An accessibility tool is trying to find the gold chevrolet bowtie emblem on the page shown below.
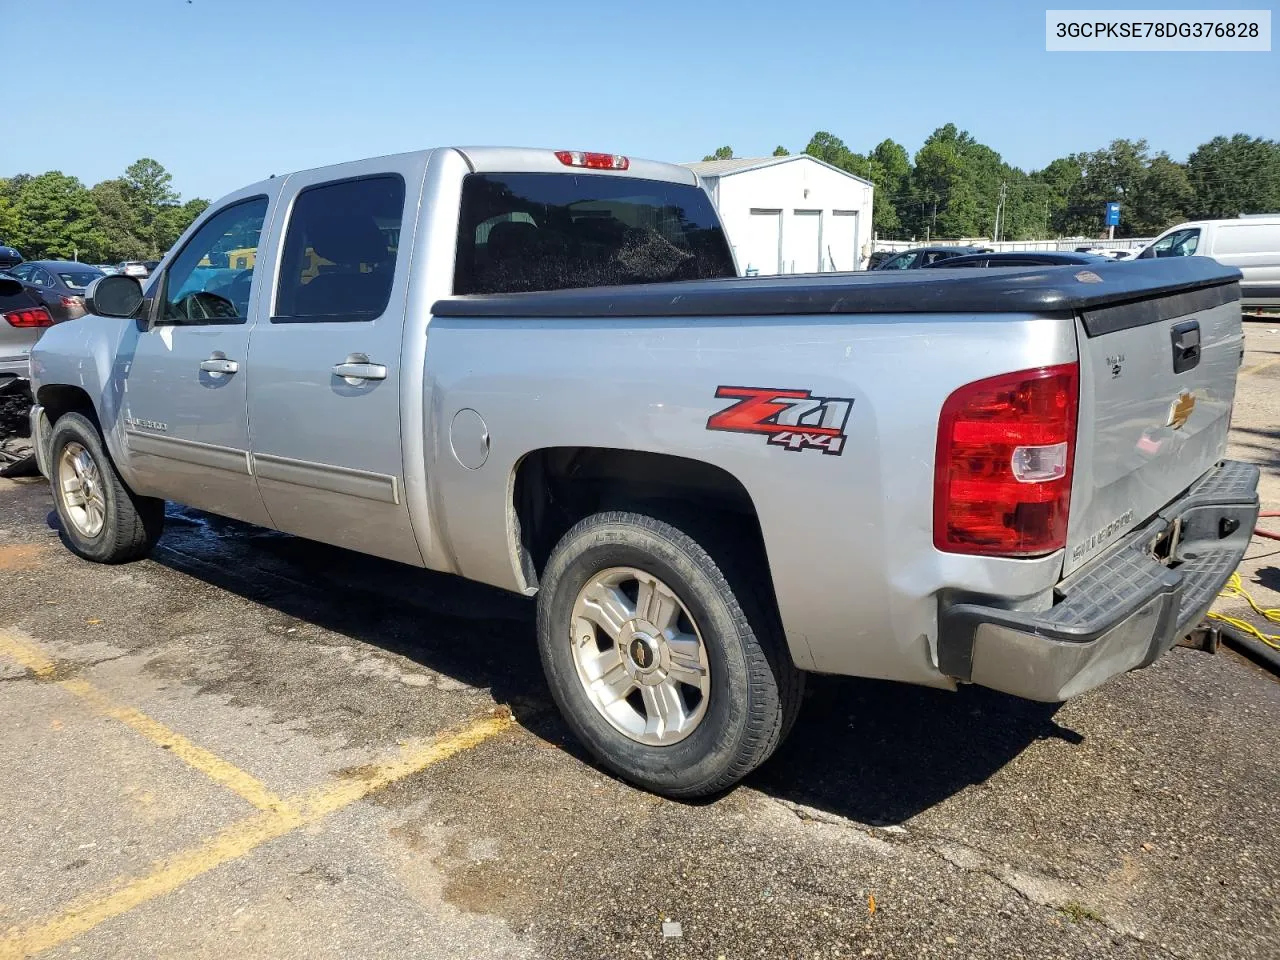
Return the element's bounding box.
[1167,390,1195,429]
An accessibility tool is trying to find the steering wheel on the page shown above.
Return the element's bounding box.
[172,291,238,322]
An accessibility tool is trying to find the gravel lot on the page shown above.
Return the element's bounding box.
[1,325,1278,960]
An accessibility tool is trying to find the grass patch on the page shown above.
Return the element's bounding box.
[1059,901,1105,924]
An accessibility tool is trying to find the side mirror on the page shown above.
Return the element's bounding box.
[84,274,144,318]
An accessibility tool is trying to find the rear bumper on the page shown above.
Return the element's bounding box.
[938,460,1260,702]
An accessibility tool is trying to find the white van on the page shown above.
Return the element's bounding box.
[1135,216,1280,313]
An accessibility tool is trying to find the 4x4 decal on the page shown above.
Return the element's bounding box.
[706,386,854,456]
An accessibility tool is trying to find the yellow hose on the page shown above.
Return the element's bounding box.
[1208,572,1280,650]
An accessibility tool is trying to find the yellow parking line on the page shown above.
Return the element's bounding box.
[0,712,513,959]
[1242,355,1280,377]
[0,630,289,815]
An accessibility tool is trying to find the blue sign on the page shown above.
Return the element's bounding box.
[1105,202,1121,226]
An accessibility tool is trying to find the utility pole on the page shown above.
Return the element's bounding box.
[930,198,937,240]
[994,182,1008,243]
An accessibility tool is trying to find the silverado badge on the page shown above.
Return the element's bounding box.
[1167,390,1195,430]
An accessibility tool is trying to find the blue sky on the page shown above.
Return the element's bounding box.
[7,0,1276,202]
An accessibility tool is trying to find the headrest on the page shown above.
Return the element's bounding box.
[487,220,539,261]
[305,214,389,266]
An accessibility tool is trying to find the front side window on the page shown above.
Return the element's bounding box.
[453,173,736,295]
[880,252,919,270]
[273,175,405,322]
[1150,228,1201,258]
[160,197,268,324]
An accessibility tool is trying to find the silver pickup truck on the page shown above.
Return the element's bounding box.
[26,147,1259,797]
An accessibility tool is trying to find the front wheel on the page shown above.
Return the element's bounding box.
[536,510,802,797]
[48,412,165,563]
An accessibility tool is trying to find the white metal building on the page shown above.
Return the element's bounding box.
[683,155,875,274]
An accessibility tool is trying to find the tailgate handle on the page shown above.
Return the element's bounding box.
[1170,320,1200,374]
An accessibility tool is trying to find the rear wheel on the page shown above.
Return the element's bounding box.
[49,412,164,563]
[536,510,802,797]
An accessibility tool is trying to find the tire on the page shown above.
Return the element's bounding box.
[48,412,164,563]
[536,510,803,798]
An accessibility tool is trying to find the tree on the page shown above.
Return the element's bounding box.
[119,158,184,257]
[772,145,790,157]
[702,146,734,161]
[1131,153,1193,235]
[0,184,18,245]
[1031,157,1082,236]
[10,172,105,260]
[804,131,856,170]
[1187,134,1280,219]
[90,179,146,262]
[123,158,179,209]
[909,126,978,237]
[155,197,210,253]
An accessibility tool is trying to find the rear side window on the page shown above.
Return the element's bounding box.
[274,175,405,322]
[453,173,736,295]
[1213,224,1279,257]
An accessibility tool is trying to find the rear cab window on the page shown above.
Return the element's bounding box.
[453,173,736,295]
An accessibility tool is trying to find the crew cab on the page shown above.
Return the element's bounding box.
[27,147,1259,797]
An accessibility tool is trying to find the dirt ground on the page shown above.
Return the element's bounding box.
[0,324,1278,960]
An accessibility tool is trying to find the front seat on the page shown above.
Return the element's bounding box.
[292,214,393,318]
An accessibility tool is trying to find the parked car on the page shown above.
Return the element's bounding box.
[865,249,896,270]
[924,251,1112,269]
[27,146,1258,798]
[0,244,23,273]
[116,261,152,280]
[0,276,53,387]
[1133,216,1280,313]
[6,261,105,322]
[1074,246,1136,260]
[871,245,991,269]
[94,264,120,276]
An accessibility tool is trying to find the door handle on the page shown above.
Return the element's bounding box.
[199,357,239,374]
[332,360,387,382]
[1170,320,1201,374]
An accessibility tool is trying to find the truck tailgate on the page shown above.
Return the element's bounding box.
[1064,280,1244,575]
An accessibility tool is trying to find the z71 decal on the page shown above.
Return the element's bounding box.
[706,386,854,456]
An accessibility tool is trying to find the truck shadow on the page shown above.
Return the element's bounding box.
[751,677,1079,824]
[142,505,1079,826]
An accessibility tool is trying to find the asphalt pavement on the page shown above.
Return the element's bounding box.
[1,325,1278,960]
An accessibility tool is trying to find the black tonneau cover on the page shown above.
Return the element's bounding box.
[433,258,1241,319]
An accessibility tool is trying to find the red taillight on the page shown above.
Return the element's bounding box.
[554,150,630,171]
[934,364,1079,557]
[60,295,83,307]
[4,307,53,328]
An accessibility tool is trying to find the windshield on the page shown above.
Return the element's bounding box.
[453,173,736,295]
[57,269,105,289]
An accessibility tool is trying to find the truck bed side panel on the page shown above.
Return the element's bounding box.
[423,312,1077,686]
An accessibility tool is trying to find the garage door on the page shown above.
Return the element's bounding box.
[741,209,782,275]
[790,210,821,274]
[826,210,861,271]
